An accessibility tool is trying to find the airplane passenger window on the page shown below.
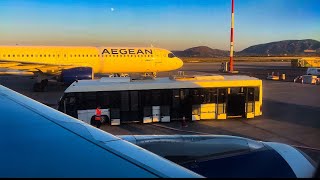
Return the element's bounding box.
[52,55,54,57]
[26,55,29,57]
[78,55,80,57]
[31,55,33,57]
[90,55,92,57]
[168,53,175,58]
[13,55,15,57]
[48,54,50,57]
[17,55,20,57]
[44,55,46,57]
[8,55,10,57]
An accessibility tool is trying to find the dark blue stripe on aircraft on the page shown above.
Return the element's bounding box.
[181,149,296,178]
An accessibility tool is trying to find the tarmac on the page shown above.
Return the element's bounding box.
[0,61,319,162]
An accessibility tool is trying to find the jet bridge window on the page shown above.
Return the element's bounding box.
[168,53,175,58]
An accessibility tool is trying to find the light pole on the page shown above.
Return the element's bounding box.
[229,0,235,72]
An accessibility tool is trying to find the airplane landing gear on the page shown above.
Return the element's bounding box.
[152,72,157,78]
[33,79,48,92]
[109,73,129,77]
[142,72,156,78]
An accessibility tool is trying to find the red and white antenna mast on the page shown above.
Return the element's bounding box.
[229,0,235,72]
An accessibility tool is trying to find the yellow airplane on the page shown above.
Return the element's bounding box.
[0,46,183,91]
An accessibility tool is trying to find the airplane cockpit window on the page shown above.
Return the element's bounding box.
[168,53,175,58]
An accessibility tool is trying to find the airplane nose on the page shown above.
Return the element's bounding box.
[176,58,183,69]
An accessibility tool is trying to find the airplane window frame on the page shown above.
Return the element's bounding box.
[168,53,175,58]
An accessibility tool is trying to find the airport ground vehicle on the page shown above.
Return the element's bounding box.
[291,57,320,68]
[58,75,263,125]
[0,84,316,178]
[0,46,183,91]
[306,67,320,76]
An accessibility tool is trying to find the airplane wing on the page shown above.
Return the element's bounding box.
[0,60,78,75]
[0,85,203,178]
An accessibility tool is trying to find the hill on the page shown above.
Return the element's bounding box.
[172,46,229,57]
[238,39,320,56]
[172,39,320,58]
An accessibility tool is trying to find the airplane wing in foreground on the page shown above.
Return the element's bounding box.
[0,85,202,178]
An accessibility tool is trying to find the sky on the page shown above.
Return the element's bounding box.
[0,0,319,51]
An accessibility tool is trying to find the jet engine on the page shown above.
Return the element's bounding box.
[60,67,94,84]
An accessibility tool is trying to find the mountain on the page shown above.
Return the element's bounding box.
[238,39,320,56]
[172,46,229,57]
[172,39,320,57]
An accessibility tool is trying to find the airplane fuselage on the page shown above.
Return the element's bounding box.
[0,46,183,74]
